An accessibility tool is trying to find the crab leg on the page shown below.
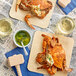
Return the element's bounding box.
[46,66,57,75]
[38,65,57,75]
[65,67,73,72]
[42,39,47,53]
[24,14,35,30]
[16,0,22,11]
[37,65,46,69]
[19,3,30,11]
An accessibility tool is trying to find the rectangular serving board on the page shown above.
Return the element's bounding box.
[9,0,56,28]
[28,31,74,76]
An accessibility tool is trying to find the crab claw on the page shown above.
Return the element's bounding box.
[24,14,35,30]
[47,66,57,75]
[16,0,22,12]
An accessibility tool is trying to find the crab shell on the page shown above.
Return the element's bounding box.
[36,34,72,75]
[36,34,66,70]
[42,34,66,70]
[19,0,53,18]
[27,0,52,10]
[49,45,66,70]
[21,0,52,9]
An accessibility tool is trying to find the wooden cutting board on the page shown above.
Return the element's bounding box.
[28,31,74,76]
[9,0,56,28]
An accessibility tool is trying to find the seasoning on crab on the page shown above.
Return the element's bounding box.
[16,0,53,29]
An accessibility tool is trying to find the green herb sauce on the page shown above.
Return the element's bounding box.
[15,31,30,46]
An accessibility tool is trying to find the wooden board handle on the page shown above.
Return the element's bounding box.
[15,65,22,76]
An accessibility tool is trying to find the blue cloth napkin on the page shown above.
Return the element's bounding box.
[57,0,76,14]
[5,47,43,76]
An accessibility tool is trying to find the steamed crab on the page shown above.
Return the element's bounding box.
[16,0,53,29]
[36,34,72,75]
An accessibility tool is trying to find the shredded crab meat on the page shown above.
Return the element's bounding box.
[46,54,54,66]
[31,5,42,16]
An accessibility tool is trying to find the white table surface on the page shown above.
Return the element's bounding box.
[0,0,76,76]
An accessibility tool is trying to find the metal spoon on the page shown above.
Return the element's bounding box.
[21,41,28,56]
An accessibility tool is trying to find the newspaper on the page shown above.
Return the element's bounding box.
[0,0,76,76]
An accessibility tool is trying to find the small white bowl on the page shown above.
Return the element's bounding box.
[13,29,31,48]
